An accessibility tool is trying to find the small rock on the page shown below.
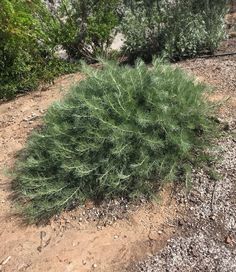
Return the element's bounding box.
[82,260,86,265]
[114,235,119,239]
[92,263,97,268]
[209,214,216,220]
[225,235,235,246]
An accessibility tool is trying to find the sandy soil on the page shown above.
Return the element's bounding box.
[177,40,236,120]
[0,72,179,272]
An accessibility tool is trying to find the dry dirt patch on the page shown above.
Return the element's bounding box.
[176,41,236,121]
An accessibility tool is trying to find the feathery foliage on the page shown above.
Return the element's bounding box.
[14,60,217,222]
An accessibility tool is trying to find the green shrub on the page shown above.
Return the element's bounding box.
[14,60,217,222]
[120,0,226,61]
[57,0,121,62]
[162,0,226,59]
[120,4,162,61]
[0,0,77,100]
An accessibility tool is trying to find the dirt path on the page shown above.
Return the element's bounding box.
[0,73,179,272]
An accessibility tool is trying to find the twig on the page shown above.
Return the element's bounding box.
[210,181,217,213]
[1,256,11,266]
[199,52,236,59]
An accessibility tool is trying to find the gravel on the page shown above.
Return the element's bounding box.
[53,196,148,228]
[130,40,236,272]
[134,135,236,272]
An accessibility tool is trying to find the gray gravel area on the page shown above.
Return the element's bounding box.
[133,135,236,272]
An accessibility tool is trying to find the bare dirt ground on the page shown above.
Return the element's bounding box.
[176,39,236,121]
[0,39,235,272]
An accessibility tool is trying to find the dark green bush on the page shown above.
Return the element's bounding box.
[14,60,217,222]
[0,0,77,100]
[57,0,121,62]
[121,0,227,61]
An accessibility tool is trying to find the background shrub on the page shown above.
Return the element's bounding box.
[120,0,227,61]
[1,0,227,100]
[120,3,162,62]
[57,0,121,62]
[162,0,226,58]
[0,0,77,100]
[15,60,217,222]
